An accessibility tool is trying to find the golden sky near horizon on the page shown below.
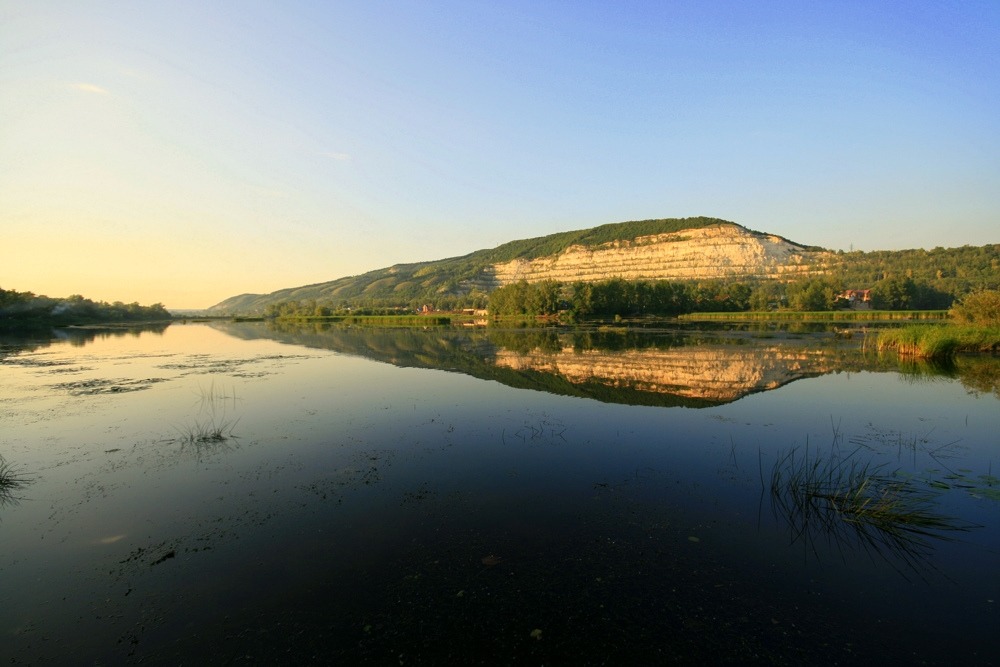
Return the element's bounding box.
[3,2,998,309]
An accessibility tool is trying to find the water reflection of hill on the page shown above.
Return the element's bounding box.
[210,321,904,408]
[210,322,876,407]
[496,345,831,403]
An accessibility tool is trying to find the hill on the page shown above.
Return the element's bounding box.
[208,216,1000,315]
[208,217,829,314]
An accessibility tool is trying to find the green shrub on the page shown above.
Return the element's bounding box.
[950,289,1000,327]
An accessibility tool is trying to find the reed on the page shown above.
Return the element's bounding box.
[172,382,240,444]
[173,418,239,444]
[769,442,971,577]
[278,314,451,326]
[876,324,1000,359]
[0,455,31,507]
[683,310,948,322]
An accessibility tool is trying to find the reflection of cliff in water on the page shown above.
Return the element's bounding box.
[496,345,826,403]
[208,321,953,408]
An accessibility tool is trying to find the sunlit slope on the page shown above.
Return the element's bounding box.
[209,217,830,314]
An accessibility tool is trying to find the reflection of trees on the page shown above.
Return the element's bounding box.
[60,323,170,347]
[1,324,170,358]
[954,357,1000,399]
[895,355,1000,399]
[487,329,563,354]
[208,321,990,408]
[0,340,42,362]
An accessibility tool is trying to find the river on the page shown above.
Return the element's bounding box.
[1,320,997,664]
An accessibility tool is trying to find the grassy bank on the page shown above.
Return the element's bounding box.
[275,315,451,326]
[876,324,1000,359]
[680,310,949,322]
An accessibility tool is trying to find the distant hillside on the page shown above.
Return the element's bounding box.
[208,217,826,314]
[208,216,1000,315]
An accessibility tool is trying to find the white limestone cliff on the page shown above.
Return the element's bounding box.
[487,223,830,286]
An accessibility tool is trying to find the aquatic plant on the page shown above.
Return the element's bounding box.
[876,324,1000,359]
[0,455,31,508]
[769,442,974,578]
[682,310,948,322]
[171,382,240,444]
[173,419,239,444]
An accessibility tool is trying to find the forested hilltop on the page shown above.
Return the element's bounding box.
[207,217,1000,317]
[0,287,171,328]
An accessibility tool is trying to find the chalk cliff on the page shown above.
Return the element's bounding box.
[488,224,828,287]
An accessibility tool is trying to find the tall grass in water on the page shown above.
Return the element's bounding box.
[173,381,240,444]
[278,314,451,326]
[0,455,31,507]
[769,442,972,578]
[876,324,1000,359]
[683,310,948,322]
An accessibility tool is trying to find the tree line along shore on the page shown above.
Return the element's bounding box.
[4,280,999,361]
[0,287,170,329]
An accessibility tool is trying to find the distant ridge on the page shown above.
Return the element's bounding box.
[208,217,828,313]
[207,216,1000,315]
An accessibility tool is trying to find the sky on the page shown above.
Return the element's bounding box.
[2,1,998,309]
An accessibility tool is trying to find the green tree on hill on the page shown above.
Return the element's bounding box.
[786,279,835,311]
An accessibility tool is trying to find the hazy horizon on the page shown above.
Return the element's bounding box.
[3,2,998,309]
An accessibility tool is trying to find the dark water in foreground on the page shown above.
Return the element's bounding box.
[1,321,998,664]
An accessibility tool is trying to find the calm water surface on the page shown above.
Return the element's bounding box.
[1,322,998,664]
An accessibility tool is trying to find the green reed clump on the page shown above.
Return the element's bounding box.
[0,455,31,507]
[345,315,451,326]
[876,324,1000,359]
[683,310,948,322]
[769,443,971,576]
[174,418,239,444]
[277,314,451,326]
[877,325,955,358]
[172,382,240,444]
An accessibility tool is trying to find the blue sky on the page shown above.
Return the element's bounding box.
[2,1,998,308]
